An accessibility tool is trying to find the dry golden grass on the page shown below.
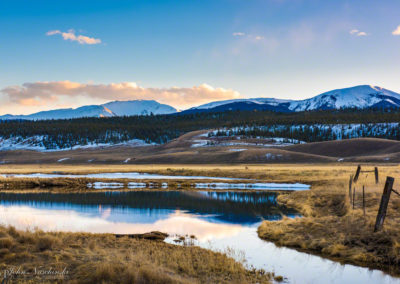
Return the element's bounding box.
[3,163,391,190]
[258,165,400,276]
[2,162,398,179]
[0,226,272,283]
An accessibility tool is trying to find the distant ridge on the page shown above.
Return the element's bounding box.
[2,85,400,120]
[0,100,177,120]
[185,85,400,114]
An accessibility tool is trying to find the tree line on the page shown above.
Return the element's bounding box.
[0,108,399,149]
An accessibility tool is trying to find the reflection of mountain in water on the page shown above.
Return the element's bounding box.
[0,191,299,225]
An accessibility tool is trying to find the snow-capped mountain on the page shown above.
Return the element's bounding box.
[102,100,176,116]
[288,85,400,111]
[181,98,293,114]
[187,85,400,113]
[0,105,116,120]
[192,98,292,110]
[0,100,177,120]
[2,85,399,120]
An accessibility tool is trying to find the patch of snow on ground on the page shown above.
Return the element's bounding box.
[57,158,70,162]
[228,149,247,152]
[191,140,209,147]
[127,182,147,188]
[213,123,400,141]
[0,136,154,152]
[197,133,209,137]
[87,182,124,189]
[123,158,131,163]
[265,153,282,160]
[194,182,310,191]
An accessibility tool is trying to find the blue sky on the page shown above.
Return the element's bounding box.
[1,0,400,114]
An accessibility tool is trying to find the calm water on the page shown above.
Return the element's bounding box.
[0,190,398,284]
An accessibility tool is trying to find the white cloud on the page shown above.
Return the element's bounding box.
[349,29,368,36]
[46,29,101,45]
[233,32,245,37]
[0,81,241,109]
[392,25,400,35]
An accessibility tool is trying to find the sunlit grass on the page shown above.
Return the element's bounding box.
[258,165,400,275]
[0,226,272,283]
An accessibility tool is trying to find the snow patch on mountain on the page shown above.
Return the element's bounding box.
[102,100,177,116]
[289,85,400,111]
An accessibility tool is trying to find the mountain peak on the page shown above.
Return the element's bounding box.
[289,85,400,111]
[102,100,177,116]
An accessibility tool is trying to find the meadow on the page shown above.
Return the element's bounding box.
[0,226,273,283]
[0,163,399,279]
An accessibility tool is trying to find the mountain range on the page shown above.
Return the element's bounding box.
[1,85,399,120]
[0,100,177,120]
[184,85,400,114]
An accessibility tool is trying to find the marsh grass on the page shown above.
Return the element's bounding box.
[258,165,400,275]
[0,163,386,190]
[0,226,272,283]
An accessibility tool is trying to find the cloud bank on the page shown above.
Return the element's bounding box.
[46,29,101,45]
[0,81,241,110]
[392,25,400,35]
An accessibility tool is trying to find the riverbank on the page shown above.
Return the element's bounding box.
[258,167,400,276]
[0,225,273,283]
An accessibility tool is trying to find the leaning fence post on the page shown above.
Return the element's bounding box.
[349,175,353,203]
[374,176,395,232]
[374,167,379,184]
[362,185,366,217]
[354,165,361,182]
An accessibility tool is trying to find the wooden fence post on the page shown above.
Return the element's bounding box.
[352,186,356,209]
[362,185,365,217]
[375,167,379,184]
[374,176,395,232]
[354,165,361,182]
[349,175,353,203]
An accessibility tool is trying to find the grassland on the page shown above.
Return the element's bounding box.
[0,163,346,190]
[0,225,274,283]
[1,163,400,278]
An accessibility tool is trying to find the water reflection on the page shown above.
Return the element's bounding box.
[0,191,298,225]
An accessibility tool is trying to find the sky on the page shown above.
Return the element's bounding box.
[1,0,400,114]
